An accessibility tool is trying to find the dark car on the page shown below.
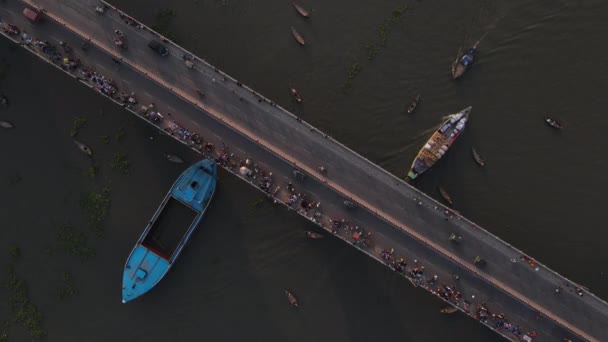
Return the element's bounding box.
[147,40,169,56]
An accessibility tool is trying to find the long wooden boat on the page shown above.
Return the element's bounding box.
[285,289,299,307]
[471,147,485,167]
[292,2,311,18]
[544,117,563,130]
[440,305,459,314]
[438,186,453,206]
[452,42,479,79]
[122,159,217,303]
[406,94,421,114]
[291,26,305,46]
[406,106,472,180]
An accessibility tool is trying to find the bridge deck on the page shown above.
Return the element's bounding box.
[1,0,606,340]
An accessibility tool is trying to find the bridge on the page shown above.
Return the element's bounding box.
[1,0,607,340]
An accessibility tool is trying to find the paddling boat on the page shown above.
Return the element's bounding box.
[544,117,563,130]
[292,2,311,18]
[471,147,485,167]
[122,159,217,303]
[406,94,421,114]
[406,107,471,180]
[291,26,305,46]
[285,289,299,307]
[440,305,459,314]
[438,186,453,206]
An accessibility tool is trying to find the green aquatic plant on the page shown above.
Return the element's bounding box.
[5,263,46,340]
[98,135,111,144]
[58,272,79,300]
[114,127,126,142]
[111,151,130,175]
[8,246,20,260]
[151,8,178,42]
[342,62,363,92]
[80,186,111,236]
[84,163,99,180]
[70,116,87,137]
[365,43,379,61]
[56,225,96,259]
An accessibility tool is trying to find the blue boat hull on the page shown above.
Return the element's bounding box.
[122,159,217,303]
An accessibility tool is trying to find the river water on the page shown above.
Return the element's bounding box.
[1,0,607,341]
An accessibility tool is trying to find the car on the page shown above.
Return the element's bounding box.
[147,40,169,56]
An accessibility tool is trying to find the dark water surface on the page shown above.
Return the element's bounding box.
[1,0,607,340]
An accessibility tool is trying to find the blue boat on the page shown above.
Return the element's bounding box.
[122,159,218,303]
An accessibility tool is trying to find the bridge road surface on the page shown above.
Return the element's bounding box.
[3,0,608,340]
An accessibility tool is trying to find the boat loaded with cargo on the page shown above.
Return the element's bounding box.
[406,106,471,180]
[122,159,218,303]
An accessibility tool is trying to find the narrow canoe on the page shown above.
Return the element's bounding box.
[285,289,299,307]
[440,305,459,314]
[406,94,421,114]
[471,147,485,167]
[291,26,306,46]
[438,186,453,206]
[292,2,311,18]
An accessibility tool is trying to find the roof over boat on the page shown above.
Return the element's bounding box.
[171,159,217,212]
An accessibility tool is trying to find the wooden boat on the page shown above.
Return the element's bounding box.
[438,186,453,206]
[406,107,471,180]
[285,289,299,307]
[406,94,421,114]
[74,140,93,156]
[440,305,458,314]
[452,41,479,79]
[165,153,184,163]
[122,159,218,303]
[291,26,305,46]
[305,231,323,239]
[544,117,563,130]
[471,147,485,167]
[290,87,303,103]
[0,120,14,129]
[292,2,311,18]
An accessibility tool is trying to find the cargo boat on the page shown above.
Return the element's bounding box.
[406,107,471,180]
[122,159,217,303]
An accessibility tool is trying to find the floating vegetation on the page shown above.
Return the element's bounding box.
[84,163,99,180]
[58,272,78,300]
[7,172,22,185]
[114,127,126,142]
[365,43,379,61]
[4,261,46,340]
[8,246,20,260]
[342,5,407,92]
[98,135,111,144]
[70,116,87,137]
[111,151,130,175]
[56,225,96,259]
[252,197,265,207]
[0,319,10,342]
[342,62,363,93]
[80,187,111,236]
[151,8,178,42]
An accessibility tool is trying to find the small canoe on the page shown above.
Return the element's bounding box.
[471,147,485,167]
[440,305,458,314]
[291,26,305,46]
[165,153,184,163]
[74,140,93,156]
[544,117,563,130]
[305,231,323,239]
[285,289,299,307]
[438,186,453,206]
[292,2,311,18]
[0,120,14,129]
[406,94,421,114]
[290,88,303,103]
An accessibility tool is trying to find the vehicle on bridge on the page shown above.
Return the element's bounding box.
[121,159,217,303]
[148,39,169,57]
[22,8,41,23]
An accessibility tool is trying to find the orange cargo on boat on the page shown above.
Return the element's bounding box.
[23,8,40,22]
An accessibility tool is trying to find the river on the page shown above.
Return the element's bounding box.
[0,0,607,340]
